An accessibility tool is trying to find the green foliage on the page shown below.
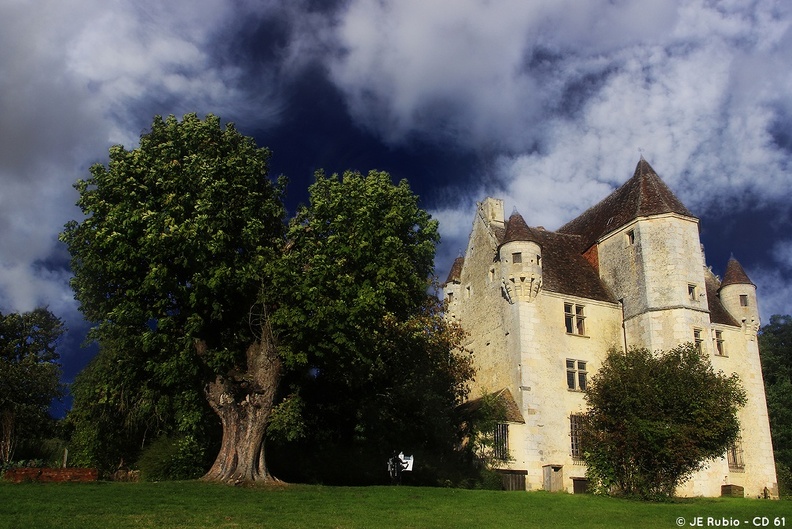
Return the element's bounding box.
[777,462,792,498]
[270,170,473,484]
[451,390,514,489]
[458,391,510,467]
[60,113,286,387]
[267,392,306,443]
[60,113,285,471]
[62,121,474,483]
[582,344,746,499]
[136,435,206,481]
[0,308,65,463]
[758,315,792,476]
[66,341,178,471]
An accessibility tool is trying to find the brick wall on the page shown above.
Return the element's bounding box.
[3,468,98,483]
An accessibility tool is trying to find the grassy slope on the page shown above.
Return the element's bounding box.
[0,482,789,529]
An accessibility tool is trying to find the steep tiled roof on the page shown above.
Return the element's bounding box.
[720,256,755,288]
[536,229,615,302]
[444,256,464,286]
[705,268,740,327]
[492,222,615,302]
[558,158,696,250]
[500,212,542,246]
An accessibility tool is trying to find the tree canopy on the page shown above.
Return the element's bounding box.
[62,116,473,484]
[758,314,792,495]
[581,344,746,498]
[0,308,64,463]
[269,170,473,484]
[61,113,287,482]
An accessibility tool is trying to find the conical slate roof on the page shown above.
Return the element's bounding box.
[500,211,542,247]
[443,256,464,286]
[705,268,740,326]
[721,256,755,288]
[558,158,696,250]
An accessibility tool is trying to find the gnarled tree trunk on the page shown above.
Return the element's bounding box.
[200,321,282,484]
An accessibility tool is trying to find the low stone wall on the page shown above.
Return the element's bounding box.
[3,467,98,483]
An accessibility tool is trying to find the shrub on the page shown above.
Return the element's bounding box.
[136,435,206,481]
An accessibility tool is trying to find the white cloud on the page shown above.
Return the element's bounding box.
[0,0,287,318]
[2,0,792,330]
[324,1,792,291]
[771,239,792,271]
[751,267,792,322]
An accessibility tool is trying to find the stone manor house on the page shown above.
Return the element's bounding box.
[443,158,777,496]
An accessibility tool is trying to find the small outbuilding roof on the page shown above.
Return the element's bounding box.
[458,388,525,424]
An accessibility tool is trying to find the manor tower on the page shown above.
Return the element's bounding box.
[446,158,777,497]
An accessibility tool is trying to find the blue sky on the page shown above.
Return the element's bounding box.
[1,0,791,392]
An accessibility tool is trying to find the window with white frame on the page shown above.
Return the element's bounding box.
[564,303,586,335]
[566,359,587,391]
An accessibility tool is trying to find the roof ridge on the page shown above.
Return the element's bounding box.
[558,158,696,249]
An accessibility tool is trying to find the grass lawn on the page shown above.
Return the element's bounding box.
[0,481,789,529]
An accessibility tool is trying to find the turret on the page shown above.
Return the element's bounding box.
[719,257,760,334]
[443,256,464,313]
[498,211,542,302]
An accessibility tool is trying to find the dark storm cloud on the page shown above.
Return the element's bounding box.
[1,0,792,352]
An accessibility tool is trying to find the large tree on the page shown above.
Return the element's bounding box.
[269,170,473,484]
[61,114,286,483]
[581,344,746,498]
[758,314,792,493]
[0,308,64,463]
[63,116,471,485]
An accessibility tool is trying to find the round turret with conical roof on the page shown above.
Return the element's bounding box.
[499,211,542,301]
[719,256,760,331]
